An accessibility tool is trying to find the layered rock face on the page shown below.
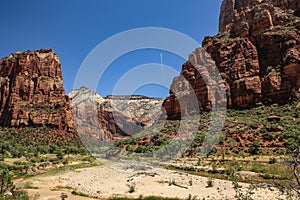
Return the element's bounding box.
[164,0,300,118]
[0,49,74,132]
[163,48,227,119]
[69,87,106,140]
[69,87,164,141]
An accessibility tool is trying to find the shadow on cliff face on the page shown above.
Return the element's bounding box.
[70,47,227,164]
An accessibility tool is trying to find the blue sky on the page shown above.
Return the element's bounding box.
[0,0,222,98]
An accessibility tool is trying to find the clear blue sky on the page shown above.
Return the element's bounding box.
[0,0,222,98]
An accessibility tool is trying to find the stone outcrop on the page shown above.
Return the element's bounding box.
[69,86,106,140]
[69,87,164,141]
[164,0,300,118]
[163,48,227,119]
[0,49,74,132]
[203,37,261,108]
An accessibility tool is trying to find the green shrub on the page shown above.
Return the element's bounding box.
[206,178,214,188]
[0,169,29,199]
[71,190,88,197]
[249,140,261,155]
[268,157,277,164]
[127,183,136,193]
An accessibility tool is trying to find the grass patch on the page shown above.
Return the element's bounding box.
[219,36,240,44]
[110,196,182,200]
[38,161,101,177]
[71,190,89,197]
[23,181,39,189]
[167,155,292,185]
[51,185,74,191]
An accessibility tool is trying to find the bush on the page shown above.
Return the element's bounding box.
[0,169,29,199]
[268,157,277,164]
[135,146,146,153]
[249,140,261,155]
[206,178,214,188]
[127,183,136,193]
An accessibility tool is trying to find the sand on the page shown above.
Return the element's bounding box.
[19,162,288,200]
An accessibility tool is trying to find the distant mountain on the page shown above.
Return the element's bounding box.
[69,86,164,141]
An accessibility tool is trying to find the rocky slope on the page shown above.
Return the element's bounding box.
[0,49,74,132]
[164,0,300,119]
[69,87,164,141]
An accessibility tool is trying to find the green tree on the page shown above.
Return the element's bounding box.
[188,132,206,157]
[283,125,300,195]
[0,169,29,199]
[249,140,261,155]
[0,169,14,195]
[219,134,226,161]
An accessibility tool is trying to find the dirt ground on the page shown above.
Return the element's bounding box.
[17,162,288,200]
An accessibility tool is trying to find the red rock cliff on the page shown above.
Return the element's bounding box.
[0,49,74,132]
[164,0,300,118]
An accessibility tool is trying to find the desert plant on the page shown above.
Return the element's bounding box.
[60,192,68,200]
[71,190,89,197]
[249,140,261,155]
[23,182,38,189]
[127,183,136,193]
[32,192,40,200]
[168,179,176,186]
[268,157,277,164]
[187,194,197,200]
[206,178,214,188]
[230,172,255,200]
[283,125,300,196]
[188,179,193,186]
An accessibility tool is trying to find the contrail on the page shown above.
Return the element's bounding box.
[160,53,166,85]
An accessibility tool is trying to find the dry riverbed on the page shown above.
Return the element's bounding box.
[17,162,288,200]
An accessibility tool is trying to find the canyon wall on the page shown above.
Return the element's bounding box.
[164,0,300,119]
[69,87,164,141]
[0,49,74,132]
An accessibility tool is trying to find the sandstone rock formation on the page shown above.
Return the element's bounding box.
[69,86,107,140]
[69,87,164,141]
[164,0,300,118]
[163,48,227,119]
[0,49,74,132]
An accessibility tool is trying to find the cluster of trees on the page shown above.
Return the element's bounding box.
[0,127,89,178]
[283,125,300,195]
[0,127,87,160]
[0,169,29,200]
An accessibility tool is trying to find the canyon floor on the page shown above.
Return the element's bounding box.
[18,161,288,200]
